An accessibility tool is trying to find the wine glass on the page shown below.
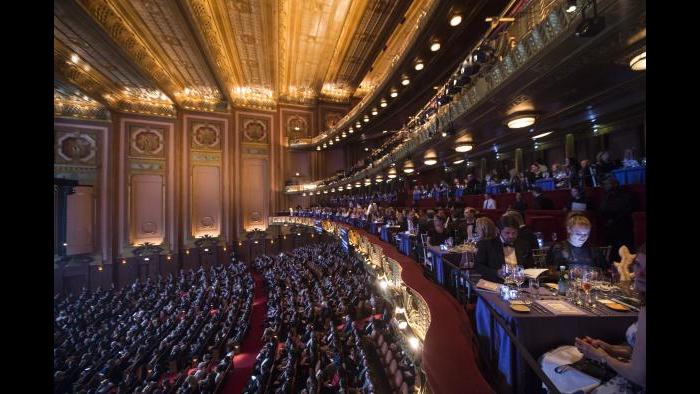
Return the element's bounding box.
[581,269,595,305]
[535,232,544,249]
[513,265,526,290]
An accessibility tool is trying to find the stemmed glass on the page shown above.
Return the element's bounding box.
[581,269,597,305]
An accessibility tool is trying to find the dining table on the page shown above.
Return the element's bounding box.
[427,243,477,285]
[473,284,640,393]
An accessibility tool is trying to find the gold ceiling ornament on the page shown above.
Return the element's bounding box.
[75,0,183,103]
[54,89,110,121]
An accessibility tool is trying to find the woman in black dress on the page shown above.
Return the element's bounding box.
[545,212,607,270]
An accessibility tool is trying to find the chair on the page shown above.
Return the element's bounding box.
[532,248,548,268]
[596,245,612,263]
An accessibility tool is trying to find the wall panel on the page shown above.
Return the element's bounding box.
[130,174,164,245]
[192,165,222,237]
[66,186,94,255]
[241,158,269,231]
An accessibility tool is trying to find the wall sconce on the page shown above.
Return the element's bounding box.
[97,265,104,272]
[122,259,127,264]
[144,257,150,261]
[167,255,172,260]
[186,250,190,255]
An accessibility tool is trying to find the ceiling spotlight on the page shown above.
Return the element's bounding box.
[387,168,397,179]
[295,172,300,176]
[450,14,463,26]
[430,41,441,52]
[341,132,347,137]
[335,136,340,141]
[70,53,80,63]
[323,143,327,148]
[630,51,646,71]
[403,161,415,173]
[414,60,424,71]
[347,184,352,189]
[364,147,369,151]
[455,143,473,152]
[323,190,328,194]
[338,186,344,191]
[566,0,577,13]
[506,112,537,129]
[302,192,307,196]
[532,131,553,139]
[453,159,465,164]
[364,115,370,122]
[356,121,362,128]
[316,146,320,150]
[329,140,333,145]
[380,99,387,107]
[390,89,398,98]
[401,76,410,86]
[348,127,354,134]
[382,130,388,134]
[371,108,378,116]
[424,158,437,166]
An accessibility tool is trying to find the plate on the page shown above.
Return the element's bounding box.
[510,304,530,313]
[602,302,629,312]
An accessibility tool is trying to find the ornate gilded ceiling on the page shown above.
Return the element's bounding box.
[54,0,426,117]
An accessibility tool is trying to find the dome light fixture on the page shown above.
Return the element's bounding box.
[329,140,334,145]
[387,168,397,179]
[316,146,321,150]
[390,89,398,98]
[371,108,378,116]
[341,132,347,138]
[506,112,537,129]
[450,14,463,26]
[630,51,646,71]
[347,184,352,189]
[401,76,410,86]
[403,161,415,174]
[323,143,327,148]
[414,59,424,71]
[453,159,465,164]
[430,40,441,52]
[356,121,362,128]
[424,158,437,166]
[455,143,473,152]
[380,99,387,107]
[363,115,370,122]
[348,127,354,134]
[566,0,578,13]
[335,136,340,141]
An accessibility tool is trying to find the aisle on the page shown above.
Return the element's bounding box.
[221,270,268,394]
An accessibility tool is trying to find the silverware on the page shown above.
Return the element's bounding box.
[607,298,639,312]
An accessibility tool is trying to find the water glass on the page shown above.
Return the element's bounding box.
[528,278,540,300]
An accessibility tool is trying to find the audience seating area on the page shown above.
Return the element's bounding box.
[53,261,253,394]
[241,243,418,394]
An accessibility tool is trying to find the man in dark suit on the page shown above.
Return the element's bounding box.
[475,215,534,282]
[531,187,555,210]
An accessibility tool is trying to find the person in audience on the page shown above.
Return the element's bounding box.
[474,215,534,282]
[545,212,607,270]
[474,217,498,242]
[427,216,452,246]
[595,150,619,179]
[580,159,598,187]
[461,207,478,241]
[504,210,538,251]
[599,177,634,263]
[565,186,591,212]
[511,191,528,219]
[465,174,480,194]
[482,193,497,210]
[531,187,555,210]
[574,243,646,392]
[565,157,581,189]
[622,149,640,168]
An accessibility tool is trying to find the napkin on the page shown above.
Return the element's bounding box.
[540,346,601,393]
[524,268,549,279]
[536,300,587,315]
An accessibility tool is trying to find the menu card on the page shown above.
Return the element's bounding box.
[476,279,501,292]
[536,300,587,315]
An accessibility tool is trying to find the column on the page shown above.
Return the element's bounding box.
[514,148,523,174]
[565,134,575,158]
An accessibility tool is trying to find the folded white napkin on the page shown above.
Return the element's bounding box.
[476,279,501,292]
[540,346,601,393]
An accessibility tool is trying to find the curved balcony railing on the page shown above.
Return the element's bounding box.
[286,0,582,194]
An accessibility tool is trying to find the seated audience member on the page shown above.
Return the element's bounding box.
[566,157,581,189]
[473,217,498,242]
[475,215,534,282]
[531,187,555,210]
[511,192,528,219]
[595,150,619,179]
[461,207,478,241]
[545,212,607,270]
[482,193,497,210]
[622,149,641,168]
[573,244,646,392]
[565,186,591,212]
[427,216,452,246]
[504,210,538,251]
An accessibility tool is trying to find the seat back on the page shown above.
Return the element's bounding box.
[389,358,398,375]
[420,233,433,269]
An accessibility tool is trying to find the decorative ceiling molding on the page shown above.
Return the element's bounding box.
[54,79,111,121]
[74,0,184,105]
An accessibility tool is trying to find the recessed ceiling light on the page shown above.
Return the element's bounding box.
[430,41,441,52]
[371,108,378,116]
[364,147,369,151]
[630,51,646,71]
[403,168,414,174]
[450,15,463,26]
[401,77,410,86]
[329,140,333,145]
[532,131,553,139]
[566,0,577,13]
[453,159,465,164]
[414,60,424,71]
[295,172,300,176]
[335,136,340,141]
[390,90,398,98]
[70,53,80,63]
[316,146,320,150]
[380,100,387,107]
[424,158,437,165]
[383,130,388,134]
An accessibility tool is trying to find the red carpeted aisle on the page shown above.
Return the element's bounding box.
[352,228,494,394]
[221,271,267,394]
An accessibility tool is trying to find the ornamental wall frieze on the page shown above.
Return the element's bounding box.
[55,130,98,165]
[129,161,164,172]
[191,152,221,162]
[129,125,165,158]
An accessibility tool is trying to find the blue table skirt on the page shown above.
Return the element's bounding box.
[534,178,555,191]
[486,184,507,195]
[398,233,414,255]
[380,226,390,242]
[612,167,645,185]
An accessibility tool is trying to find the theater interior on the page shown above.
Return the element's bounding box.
[54,0,646,393]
